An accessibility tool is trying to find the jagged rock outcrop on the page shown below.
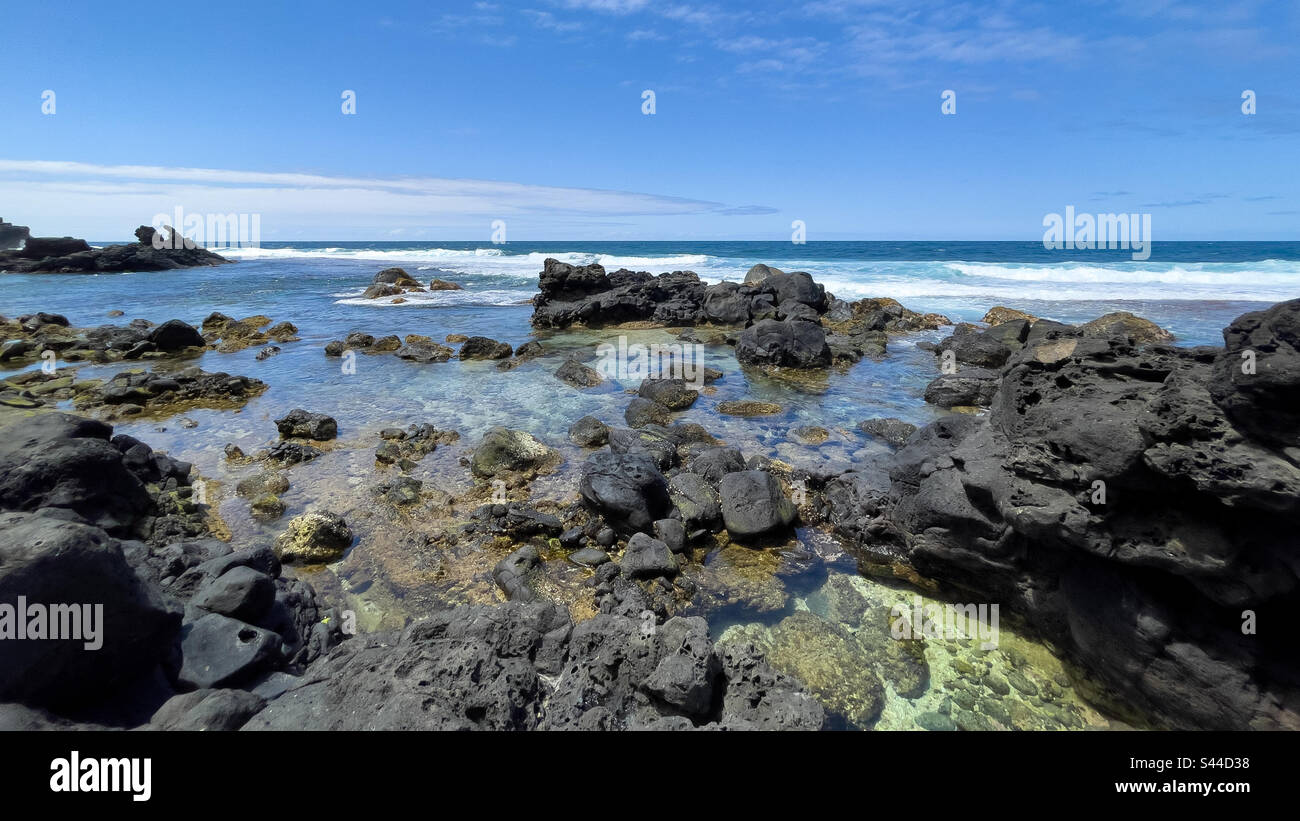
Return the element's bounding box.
[242,602,825,730]
[842,301,1300,729]
[0,217,31,250]
[0,413,336,726]
[922,310,1175,408]
[530,259,948,370]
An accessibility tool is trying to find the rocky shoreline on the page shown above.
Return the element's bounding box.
[1,257,1295,731]
[0,223,232,274]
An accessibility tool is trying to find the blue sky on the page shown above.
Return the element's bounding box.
[1,0,1297,240]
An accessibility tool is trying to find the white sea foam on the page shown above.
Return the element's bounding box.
[335,288,533,307]
[226,245,1299,304]
[221,245,713,274]
[947,260,1300,285]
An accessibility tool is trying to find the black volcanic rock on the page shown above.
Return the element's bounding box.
[532,259,707,328]
[530,259,944,371]
[735,319,832,368]
[0,224,232,273]
[839,301,1300,730]
[241,602,824,730]
[0,413,153,534]
[0,512,182,711]
[1209,299,1300,451]
[579,450,673,534]
[0,218,30,250]
[148,319,206,351]
[18,236,91,258]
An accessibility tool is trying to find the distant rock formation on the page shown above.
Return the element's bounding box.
[0,218,31,251]
[0,223,232,274]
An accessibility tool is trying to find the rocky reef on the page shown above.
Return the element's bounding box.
[827,299,1300,729]
[358,266,463,302]
[5,254,1298,733]
[531,258,949,369]
[0,217,30,250]
[0,413,339,726]
[0,224,232,274]
[0,410,824,730]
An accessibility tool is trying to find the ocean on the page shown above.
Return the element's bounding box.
[4,238,1297,465]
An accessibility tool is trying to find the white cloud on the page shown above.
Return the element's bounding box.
[0,160,744,238]
[560,0,651,13]
[524,10,585,31]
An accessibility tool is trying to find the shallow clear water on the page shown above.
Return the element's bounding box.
[3,240,1294,728]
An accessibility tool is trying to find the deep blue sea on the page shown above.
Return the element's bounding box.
[207,239,1300,344]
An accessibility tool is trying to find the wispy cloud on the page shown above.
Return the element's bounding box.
[0,160,777,238]
[524,10,584,32]
[560,0,650,14]
[715,205,779,215]
[626,28,666,41]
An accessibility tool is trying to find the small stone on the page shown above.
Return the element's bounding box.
[916,711,957,731]
[1007,669,1039,697]
[652,518,687,553]
[250,494,286,520]
[570,547,610,567]
[983,672,1011,697]
[717,400,782,416]
[620,533,678,579]
[273,512,353,564]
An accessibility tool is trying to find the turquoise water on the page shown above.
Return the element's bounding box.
[1,239,1293,531]
[3,240,1294,728]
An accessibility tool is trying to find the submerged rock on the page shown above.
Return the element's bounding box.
[555,358,604,388]
[858,417,917,448]
[758,611,886,728]
[459,336,513,360]
[717,400,782,416]
[638,378,699,410]
[470,427,557,478]
[568,415,609,447]
[273,512,354,564]
[274,409,338,441]
[719,470,797,540]
[624,397,671,428]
